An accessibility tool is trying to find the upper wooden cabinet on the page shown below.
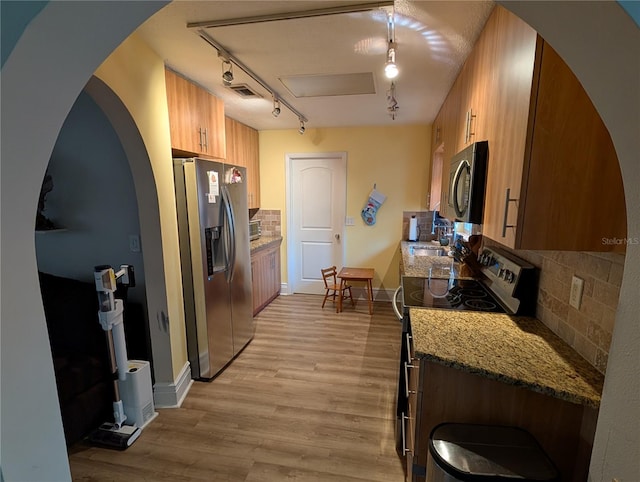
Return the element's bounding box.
[225,116,260,209]
[433,6,626,252]
[165,68,226,159]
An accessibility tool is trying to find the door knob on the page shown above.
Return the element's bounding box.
[335,234,340,241]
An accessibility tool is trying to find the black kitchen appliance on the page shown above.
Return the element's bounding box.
[394,246,538,470]
[447,141,488,224]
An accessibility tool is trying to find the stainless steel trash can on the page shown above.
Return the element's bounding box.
[427,423,559,481]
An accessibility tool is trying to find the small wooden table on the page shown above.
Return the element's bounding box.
[337,267,375,315]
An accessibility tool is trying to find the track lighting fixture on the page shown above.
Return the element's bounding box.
[202,31,308,126]
[272,98,281,117]
[387,82,399,120]
[384,43,398,79]
[221,60,233,86]
[384,8,398,80]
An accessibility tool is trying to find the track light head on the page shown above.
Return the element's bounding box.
[272,98,281,117]
[221,60,233,86]
[298,119,306,135]
[384,44,398,79]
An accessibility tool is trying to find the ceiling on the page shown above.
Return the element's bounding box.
[136,1,495,131]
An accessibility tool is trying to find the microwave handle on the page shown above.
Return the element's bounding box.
[450,159,469,217]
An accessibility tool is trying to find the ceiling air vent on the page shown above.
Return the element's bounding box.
[227,84,262,98]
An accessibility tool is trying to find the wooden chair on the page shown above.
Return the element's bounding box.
[321,266,354,311]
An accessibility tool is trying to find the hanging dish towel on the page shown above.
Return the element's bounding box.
[361,187,387,226]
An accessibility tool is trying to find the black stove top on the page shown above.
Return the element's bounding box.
[402,276,506,313]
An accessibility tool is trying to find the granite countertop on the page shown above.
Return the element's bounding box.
[399,241,474,279]
[250,236,282,253]
[409,308,604,408]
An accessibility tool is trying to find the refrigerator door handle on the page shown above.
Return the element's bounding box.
[222,185,237,282]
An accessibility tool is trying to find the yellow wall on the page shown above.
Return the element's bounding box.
[260,125,431,292]
[94,33,188,381]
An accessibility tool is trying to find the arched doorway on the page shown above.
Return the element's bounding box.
[1,2,637,481]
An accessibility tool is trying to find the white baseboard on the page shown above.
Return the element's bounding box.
[281,285,396,302]
[153,362,193,408]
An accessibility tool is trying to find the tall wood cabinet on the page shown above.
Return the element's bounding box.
[431,6,626,252]
[225,117,260,209]
[165,68,226,159]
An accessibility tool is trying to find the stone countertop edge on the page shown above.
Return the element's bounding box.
[399,241,475,279]
[409,308,604,409]
[250,236,282,254]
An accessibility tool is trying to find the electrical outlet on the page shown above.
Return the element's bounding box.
[569,276,584,309]
[129,234,141,253]
[345,217,355,226]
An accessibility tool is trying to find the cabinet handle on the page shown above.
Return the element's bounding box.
[198,127,204,150]
[465,109,476,144]
[202,128,208,150]
[401,412,411,456]
[405,333,413,365]
[404,362,415,399]
[502,188,518,237]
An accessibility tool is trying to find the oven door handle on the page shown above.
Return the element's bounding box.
[393,285,403,321]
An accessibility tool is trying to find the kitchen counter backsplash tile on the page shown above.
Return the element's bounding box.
[410,308,604,408]
[252,209,281,237]
[400,241,474,279]
[483,239,624,374]
[402,211,436,242]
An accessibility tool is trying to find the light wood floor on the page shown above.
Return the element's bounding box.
[69,294,406,481]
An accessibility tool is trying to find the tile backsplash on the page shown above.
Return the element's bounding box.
[484,238,625,374]
[252,209,281,237]
[402,211,437,242]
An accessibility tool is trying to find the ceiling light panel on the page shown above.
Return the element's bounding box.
[280,72,376,98]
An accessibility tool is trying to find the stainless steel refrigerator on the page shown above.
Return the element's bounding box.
[173,158,254,380]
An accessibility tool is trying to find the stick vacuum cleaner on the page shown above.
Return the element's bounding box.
[88,264,142,450]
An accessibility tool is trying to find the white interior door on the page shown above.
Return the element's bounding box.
[287,152,347,294]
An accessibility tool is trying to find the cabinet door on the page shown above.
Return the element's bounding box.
[244,126,260,209]
[165,68,226,158]
[437,83,461,220]
[251,245,280,316]
[165,68,204,155]
[455,60,476,151]
[429,112,444,212]
[480,8,538,247]
[225,117,260,209]
[406,357,421,480]
[517,42,626,251]
[203,91,226,159]
[251,256,260,315]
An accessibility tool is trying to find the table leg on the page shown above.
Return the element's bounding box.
[367,279,373,315]
[337,279,343,313]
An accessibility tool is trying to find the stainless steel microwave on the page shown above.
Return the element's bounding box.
[249,220,261,240]
[448,141,488,224]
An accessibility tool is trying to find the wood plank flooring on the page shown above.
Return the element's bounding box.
[69,294,406,481]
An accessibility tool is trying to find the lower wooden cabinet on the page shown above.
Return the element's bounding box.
[407,360,597,482]
[251,241,281,316]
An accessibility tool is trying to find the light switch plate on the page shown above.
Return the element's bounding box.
[129,234,141,253]
[345,217,355,226]
[570,276,584,309]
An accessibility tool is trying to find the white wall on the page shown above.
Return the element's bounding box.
[0,1,637,481]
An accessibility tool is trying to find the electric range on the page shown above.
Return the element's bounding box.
[401,246,538,316]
